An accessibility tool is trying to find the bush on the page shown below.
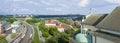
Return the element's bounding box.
[6,18,17,23]
[42,32,50,38]
[49,27,59,36]
[65,29,74,37]
[57,33,69,43]
[26,19,40,24]
[46,37,58,43]
[57,18,70,25]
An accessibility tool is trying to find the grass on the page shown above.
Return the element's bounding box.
[11,33,17,39]
[32,28,41,43]
[0,35,8,43]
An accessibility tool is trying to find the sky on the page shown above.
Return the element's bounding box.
[0,0,120,15]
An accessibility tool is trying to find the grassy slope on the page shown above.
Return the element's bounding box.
[32,28,41,43]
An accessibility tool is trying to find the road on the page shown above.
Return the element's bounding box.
[19,22,33,43]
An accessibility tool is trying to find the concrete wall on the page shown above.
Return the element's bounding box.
[92,36,115,43]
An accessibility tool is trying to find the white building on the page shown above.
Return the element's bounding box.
[11,21,21,33]
[45,20,57,27]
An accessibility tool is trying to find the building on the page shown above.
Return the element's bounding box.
[67,19,74,25]
[11,21,21,28]
[0,21,10,34]
[11,21,21,33]
[57,23,72,32]
[0,24,3,34]
[45,20,58,27]
[45,20,72,32]
[82,6,120,43]
[69,6,120,43]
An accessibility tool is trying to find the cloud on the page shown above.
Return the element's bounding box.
[59,4,69,8]
[105,0,120,4]
[40,0,57,5]
[12,8,17,12]
[28,1,39,5]
[13,0,26,2]
[46,8,62,12]
[41,0,51,5]
[13,0,39,5]
[20,8,29,11]
[78,0,89,7]
[12,7,30,12]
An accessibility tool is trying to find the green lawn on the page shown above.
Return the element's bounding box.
[11,33,17,39]
[0,35,8,43]
[32,28,41,43]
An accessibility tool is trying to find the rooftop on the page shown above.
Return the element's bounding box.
[96,6,120,32]
[82,6,120,43]
[82,14,107,26]
[45,20,58,24]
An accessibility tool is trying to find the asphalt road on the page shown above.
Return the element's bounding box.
[19,22,33,43]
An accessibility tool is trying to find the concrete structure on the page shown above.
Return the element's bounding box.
[69,6,120,43]
[82,6,120,43]
[0,21,10,34]
[69,25,92,43]
[11,21,21,33]
[75,33,92,43]
[11,21,21,27]
[0,24,3,34]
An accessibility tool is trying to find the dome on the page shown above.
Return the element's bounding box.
[75,33,88,43]
[75,33,92,43]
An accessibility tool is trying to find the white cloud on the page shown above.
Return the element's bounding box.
[13,0,39,5]
[41,0,51,5]
[46,8,62,12]
[12,7,30,12]
[105,0,120,4]
[59,4,69,8]
[28,1,39,5]
[13,0,26,2]
[13,8,17,12]
[78,0,89,7]
[20,8,29,11]
[40,0,57,5]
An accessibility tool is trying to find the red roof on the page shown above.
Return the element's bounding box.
[45,20,57,24]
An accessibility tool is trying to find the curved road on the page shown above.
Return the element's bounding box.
[19,22,33,43]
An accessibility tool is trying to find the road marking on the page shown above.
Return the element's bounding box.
[21,34,25,38]
[30,34,32,38]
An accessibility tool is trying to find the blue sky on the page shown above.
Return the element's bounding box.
[0,0,120,15]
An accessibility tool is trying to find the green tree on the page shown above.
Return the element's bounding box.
[49,27,59,36]
[57,18,70,25]
[46,37,58,43]
[42,32,50,38]
[74,24,81,28]
[65,29,74,37]
[6,18,17,23]
[58,33,69,43]
[39,22,49,32]
[26,19,40,24]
